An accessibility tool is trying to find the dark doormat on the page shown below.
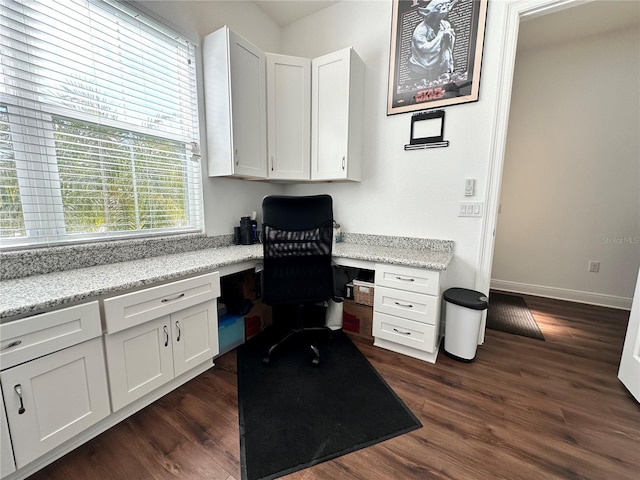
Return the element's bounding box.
[487,292,545,340]
[236,329,422,480]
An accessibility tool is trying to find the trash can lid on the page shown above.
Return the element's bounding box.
[443,288,488,310]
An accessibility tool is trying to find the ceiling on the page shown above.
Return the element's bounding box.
[253,1,338,27]
[518,0,640,51]
[253,0,639,50]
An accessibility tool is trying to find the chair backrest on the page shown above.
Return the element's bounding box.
[261,195,334,306]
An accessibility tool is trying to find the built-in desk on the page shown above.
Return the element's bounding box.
[0,240,452,322]
[0,236,452,480]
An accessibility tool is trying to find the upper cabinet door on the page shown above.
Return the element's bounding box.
[311,48,364,182]
[266,53,311,181]
[203,27,267,179]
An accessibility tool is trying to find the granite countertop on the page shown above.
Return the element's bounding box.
[0,241,453,322]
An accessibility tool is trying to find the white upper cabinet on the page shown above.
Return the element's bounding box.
[311,48,364,182]
[203,26,267,179]
[202,27,364,183]
[266,53,311,181]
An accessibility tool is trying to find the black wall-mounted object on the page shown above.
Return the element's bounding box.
[405,110,449,150]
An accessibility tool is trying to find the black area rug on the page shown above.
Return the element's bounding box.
[487,292,545,340]
[236,329,422,480]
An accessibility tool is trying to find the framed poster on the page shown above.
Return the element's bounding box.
[387,0,488,115]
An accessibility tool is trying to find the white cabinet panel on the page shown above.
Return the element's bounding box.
[1,338,110,469]
[311,47,364,181]
[172,302,219,377]
[204,26,267,179]
[104,316,175,412]
[266,53,311,180]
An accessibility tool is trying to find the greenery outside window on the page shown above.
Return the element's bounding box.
[0,0,202,248]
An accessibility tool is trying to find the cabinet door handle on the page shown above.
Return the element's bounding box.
[1,340,22,351]
[163,326,169,347]
[14,384,25,414]
[341,156,345,170]
[235,148,239,166]
[394,301,413,308]
[270,156,274,171]
[175,321,181,342]
[393,328,411,336]
[395,276,415,282]
[161,293,184,303]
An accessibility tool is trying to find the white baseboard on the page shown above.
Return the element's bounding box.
[490,279,632,310]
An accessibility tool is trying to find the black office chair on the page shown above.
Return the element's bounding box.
[260,194,335,366]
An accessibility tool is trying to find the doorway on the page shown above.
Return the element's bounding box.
[476,0,640,342]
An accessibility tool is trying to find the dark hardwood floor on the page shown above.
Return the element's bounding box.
[29,295,639,480]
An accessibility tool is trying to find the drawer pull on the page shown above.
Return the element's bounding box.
[395,276,415,282]
[393,328,411,336]
[394,301,413,308]
[163,326,169,347]
[161,293,185,303]
[14,384,25,414]
[175,321,181,342]
[1,340,22,351]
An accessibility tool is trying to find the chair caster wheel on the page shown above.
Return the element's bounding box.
[262,356,271,366]
[311,357,320,367]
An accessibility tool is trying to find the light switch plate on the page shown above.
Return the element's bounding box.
[459,201,483,217]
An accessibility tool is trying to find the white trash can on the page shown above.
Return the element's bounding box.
[443,288,488,362]
[325,297,344,330]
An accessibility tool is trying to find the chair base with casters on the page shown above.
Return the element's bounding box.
[260,194,335,367]
[261,304,333,366]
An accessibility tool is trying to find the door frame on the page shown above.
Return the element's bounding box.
[474,0,587,343]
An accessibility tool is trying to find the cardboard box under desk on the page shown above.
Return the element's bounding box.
[342,299,373,341]
[244,299,272,340]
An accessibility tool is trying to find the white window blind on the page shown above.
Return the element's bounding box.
[0,0,202,248]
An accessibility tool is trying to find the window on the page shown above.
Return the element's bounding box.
[0,0,202,248]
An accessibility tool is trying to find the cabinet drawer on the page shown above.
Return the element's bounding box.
[104,272,220,334]
[375,264,440,296]
[0,302,101,370]
[374,286,438,325]
[373,312,437,353]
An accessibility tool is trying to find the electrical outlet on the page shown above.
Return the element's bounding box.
[588,261,600,273]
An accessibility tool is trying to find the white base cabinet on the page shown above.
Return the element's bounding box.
[373,264,445,363]
[0,302,109,475]
[103,272,220,411]
[104,301,219,411]
[1,337,110,470]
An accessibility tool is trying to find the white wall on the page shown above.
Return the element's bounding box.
[277,0,512,289]
[491,25,640,306]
